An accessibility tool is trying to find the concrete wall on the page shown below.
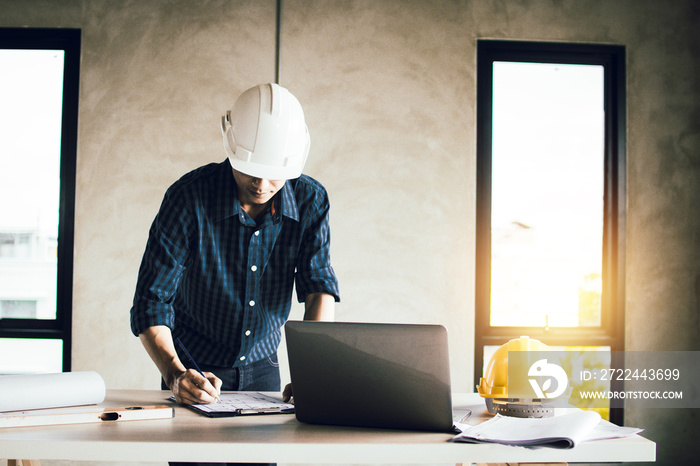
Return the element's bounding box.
[2,0,698,464]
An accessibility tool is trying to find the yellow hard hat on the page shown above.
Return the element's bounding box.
[477,336,570,417]
[477,335,552,399]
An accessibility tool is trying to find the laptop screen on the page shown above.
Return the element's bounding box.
[285,321,453,432]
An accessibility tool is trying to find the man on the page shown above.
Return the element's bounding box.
[130,83,339,407]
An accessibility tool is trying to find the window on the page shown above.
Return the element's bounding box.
[0,29,80,374]
[475,41,626,422]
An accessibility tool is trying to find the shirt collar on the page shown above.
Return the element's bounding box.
[212,160,299,223]
[210,160,239,222]
[276,178,299,222]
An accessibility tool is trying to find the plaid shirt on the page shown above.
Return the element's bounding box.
[130,160,340,367]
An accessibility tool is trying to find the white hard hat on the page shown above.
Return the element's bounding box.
[220,83,310,180]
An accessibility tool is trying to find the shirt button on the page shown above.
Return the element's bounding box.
[249,300,255,307]
[251,265,257,272]
[239,356,246,361]
[245,330,251,336]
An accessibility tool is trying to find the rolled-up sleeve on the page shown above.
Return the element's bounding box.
[294,184,340,303]
[130,186,193,336]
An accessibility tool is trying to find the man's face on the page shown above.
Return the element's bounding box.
[232,168,285,207]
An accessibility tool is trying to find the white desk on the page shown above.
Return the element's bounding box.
[0,390,655,464]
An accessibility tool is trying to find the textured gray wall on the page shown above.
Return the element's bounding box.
[2,0,698,464]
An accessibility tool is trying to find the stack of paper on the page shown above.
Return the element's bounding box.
[452,410,642,449]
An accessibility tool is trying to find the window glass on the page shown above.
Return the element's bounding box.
[0,338,63,375]
[0,49,64,321]
[490,62,605,328]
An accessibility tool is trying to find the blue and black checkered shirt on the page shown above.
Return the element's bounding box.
[130,159,340,367]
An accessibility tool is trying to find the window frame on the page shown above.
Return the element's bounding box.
[0,28,80,372]
[475,40,626,421]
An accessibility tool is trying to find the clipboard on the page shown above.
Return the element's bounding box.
[178,392,295,418]
[0,405,174,428]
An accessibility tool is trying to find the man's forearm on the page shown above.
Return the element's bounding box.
[138,325,186,389]
[303,292,335,321]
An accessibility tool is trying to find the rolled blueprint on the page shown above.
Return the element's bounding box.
[0,371,106,412]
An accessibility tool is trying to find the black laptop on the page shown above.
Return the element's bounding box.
[284,321,454,432]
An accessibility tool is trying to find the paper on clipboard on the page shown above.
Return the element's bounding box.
[180,392,295,417]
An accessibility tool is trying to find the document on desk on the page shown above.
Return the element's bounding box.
[184,392,295,418]
[452,411,642,449]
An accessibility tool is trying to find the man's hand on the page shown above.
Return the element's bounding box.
[139,326,223,405]
[170,368,222,405]
[282,383,294,403]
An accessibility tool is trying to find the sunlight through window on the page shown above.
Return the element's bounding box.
[490,62,605,328]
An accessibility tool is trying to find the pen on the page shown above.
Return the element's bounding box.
[175,337,220,402]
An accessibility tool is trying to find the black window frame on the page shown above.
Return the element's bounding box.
[475,40,626,423]
[0,28,80,372]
